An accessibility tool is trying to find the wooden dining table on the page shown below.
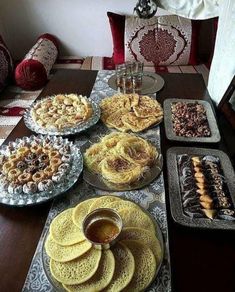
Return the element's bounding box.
[1,69,235,292]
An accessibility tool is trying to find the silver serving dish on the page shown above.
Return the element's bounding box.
[164,98,221,143]
[82,140,163,191]
[24,96,101,136]
[108,72,165,95]
[0,135,83,207]
[83,208,123,250]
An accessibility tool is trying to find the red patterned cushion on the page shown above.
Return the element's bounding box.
[0,36,13,92]
[15,33,59,90]
[107,12,200,66]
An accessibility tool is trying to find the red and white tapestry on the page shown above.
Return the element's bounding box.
[125,15,192,67]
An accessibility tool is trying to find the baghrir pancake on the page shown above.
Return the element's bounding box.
[103,242,135,292]
[64,249,115,292]
[121,240,156,292]
[72,198,96,229]
[50,247,102,285]
[119,207,156,234]
[50,208,85,246]
[119,227,162,264]
[106,200,141,213]
[100,93,163,132]
[88,195,122,212]
[45,234,92,262]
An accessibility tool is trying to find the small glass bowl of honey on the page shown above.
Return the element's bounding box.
[82,208,123,250]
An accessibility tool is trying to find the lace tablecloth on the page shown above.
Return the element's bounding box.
[22,70,171,292]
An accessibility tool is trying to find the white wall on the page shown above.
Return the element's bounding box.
[0,0,168,60]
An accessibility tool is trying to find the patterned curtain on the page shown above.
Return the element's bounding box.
[156,0,235,105]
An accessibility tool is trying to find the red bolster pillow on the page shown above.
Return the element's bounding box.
[15,33,59,90]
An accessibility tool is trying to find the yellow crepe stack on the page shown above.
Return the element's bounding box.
[100,93,163,132]
[45,195,162,292]
[84,133,158,186]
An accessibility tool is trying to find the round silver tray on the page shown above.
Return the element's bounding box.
[24,97,101,136]
[0,135,83,207]
[41,197,164,292]
[82,141,163,191]
[108,72,165,95]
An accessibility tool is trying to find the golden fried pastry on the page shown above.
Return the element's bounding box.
[133,95,163,118]
[30,144,42,154]
[18,173,32,184]
[122,112,160,132]
[2,161,15,173]
[17,147,30,156]
[100,94,163,132]
[44,166,57,177]
[32,171,45,183]
[105,109,130,132]
[8,169,21,181]
[50,158,62,169]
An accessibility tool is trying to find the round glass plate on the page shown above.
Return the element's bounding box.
[82,141,163,191]
[108,72,165,95]
[0,135,83,207]
[24,97,101,136]
[41,197,164,292]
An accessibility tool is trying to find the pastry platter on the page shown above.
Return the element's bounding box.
[0,135,83,206]
[108,72,165,94]
[164,98,221,143]
[41,195,164,291]
[24,94,101,136]
[82,132,163,191]
[167,147,235,229]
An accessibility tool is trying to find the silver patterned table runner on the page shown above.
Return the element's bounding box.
[22,70,171,292]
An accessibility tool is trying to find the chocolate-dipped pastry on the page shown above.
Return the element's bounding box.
[177,153,235,221]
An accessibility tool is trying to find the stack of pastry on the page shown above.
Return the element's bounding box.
[84,132,158,186]
[31,94,93,130]
[100,93,163,132]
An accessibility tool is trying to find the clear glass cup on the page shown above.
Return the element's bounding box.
[132,74,143,94]
[132,61,144,76]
